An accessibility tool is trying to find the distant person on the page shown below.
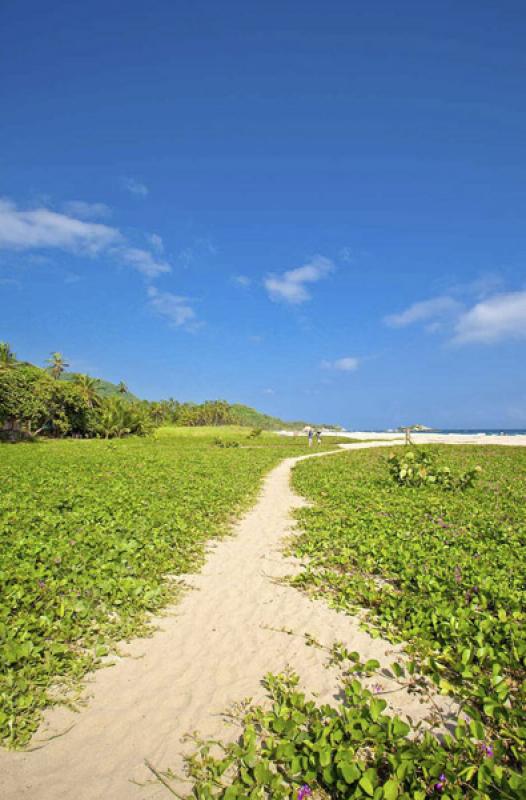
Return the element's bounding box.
[316,429,322,444]
[306,426,313,447]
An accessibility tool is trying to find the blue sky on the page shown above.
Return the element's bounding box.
[1,0,526,428]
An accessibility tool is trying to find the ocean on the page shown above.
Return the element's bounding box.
[413,429,526,436]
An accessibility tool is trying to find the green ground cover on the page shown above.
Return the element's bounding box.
[289,445,525,796]
[0,427,344,747]
[181,445,525,799]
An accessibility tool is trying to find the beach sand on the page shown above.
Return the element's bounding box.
[339,431,526,446]
[2,436,521,799]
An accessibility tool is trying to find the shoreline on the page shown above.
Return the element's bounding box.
[279,430,526,446]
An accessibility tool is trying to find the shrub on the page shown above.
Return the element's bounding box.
[388,449,481,490]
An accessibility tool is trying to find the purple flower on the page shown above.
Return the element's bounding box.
[372,683,383,694]
[434,774,447,792]
[480,742,494,758]
[298,785,312,800]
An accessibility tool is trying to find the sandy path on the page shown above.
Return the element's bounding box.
[3,442,457,799]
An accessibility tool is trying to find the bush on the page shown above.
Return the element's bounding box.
[213,437,240,448]
[388,449,481,490]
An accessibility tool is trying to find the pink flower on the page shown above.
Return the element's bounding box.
[298,785,312,800]
[434,774,447,792]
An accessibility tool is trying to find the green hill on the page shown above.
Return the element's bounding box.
[230,403,338,431]
[1,342,340,434]
[60,373,138,402]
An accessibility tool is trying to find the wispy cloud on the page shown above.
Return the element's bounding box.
[232,274,251,287]
[0,276,22,288]
[385,296,463,328]
[122,177,149,197]
[148,233,164,253]
[463,273,504,299]
[0,194,209,333]
[176,239,216,270]
[265,255,334,304]
[339,246,353,263]
[178,247,194,268]
[0,198,120,253]
[0,197,172,280]
[453,290,526,344]
[386,282,526,346]
[62,200,112,220]
[117,247,171,278]
[147,286,198,330]
[321,356,360,372]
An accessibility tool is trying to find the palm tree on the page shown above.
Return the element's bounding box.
[47,352,69,379]
[98,398,152,438]
[117,381,128,395]
[73,374,101,408]
[98,398,129,439]
[0,342,16,369]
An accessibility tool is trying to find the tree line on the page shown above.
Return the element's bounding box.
[0,343,236,440]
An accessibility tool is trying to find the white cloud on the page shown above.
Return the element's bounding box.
[148,233,164,253]
[321,356,359,372]
[62,200,111,220]
[386,284,526,346]
[0,198,120,253]
[453,291,526,344]
[117,247,171,278]
[0,197,173,280]
[147,286,198,329]
[385,296,463,327]
[122,177,149,196]
[462,273,504,300]
[263,388,275,395]
[233,274,251,287]
[265,255,334,304]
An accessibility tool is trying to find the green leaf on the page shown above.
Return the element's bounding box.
[340,763,361,783]
[392,718,410,738]
[383,779,400,800]
[359,769,378,797]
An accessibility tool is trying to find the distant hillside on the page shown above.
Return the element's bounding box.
[230,403,339,431]
[1,341,338,432]
[60,373,138,402]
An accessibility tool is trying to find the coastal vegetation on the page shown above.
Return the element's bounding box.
[2,343,524,796]
[0,427,344,747]
[181,445,525,798]
[0,343,331,440]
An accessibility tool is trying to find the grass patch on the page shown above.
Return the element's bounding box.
[289,446,525,783]
[0,427,342,747]
[175,445,525,799]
